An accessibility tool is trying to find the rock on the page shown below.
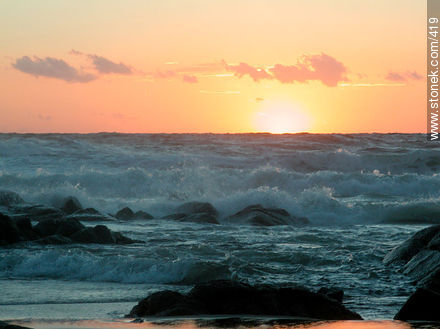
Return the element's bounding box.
[394,288,440,321]
[115,207,135,220]
[175,201,218,217]
[33,218,84,238]
[9,205,64,222]
[402,249,440,281]
[318,287,344,303]
[0,213,21,245]
[0,320,33,329]
[133,210,154,220]
[115,207,154,220]
[65,208,113,221]
[60,196,82,214]
[70,225,142,244]
[383,225,440,265]
[35,234,72,245]
[225,205,309,226]
[15,218,38,240]
[163,213,219,224]
[0,190,24,207]
[163,201,219,224]
[127,280,361,320]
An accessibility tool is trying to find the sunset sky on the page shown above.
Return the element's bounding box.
[0,0,425,133]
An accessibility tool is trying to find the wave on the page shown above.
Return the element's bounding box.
[0,133,439,224]
[0,248,232,284]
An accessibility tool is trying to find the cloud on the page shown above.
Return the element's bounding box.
[225,62,272,82]
[224,53,347,87]
[153,70,177,79]
[13,56,96,83]
[88,54,133,75]
[70,50,133,75]
[385,72,406,82]
[385,70,424,82]
[182,75,198,83]
[270,53,347,87]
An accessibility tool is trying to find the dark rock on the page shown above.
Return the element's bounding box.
[133,210,154,220]
[176,201,219,217]
[127,280,361,320]
[70,225,141,244]
[66,208,113,221]
[394,288,440,321]
[0,320,33,329]
[0,191,24,207]
[115,207,135,220]
[0,213,21,245]
[35,234,72,245]
[92,225,115,244]
[34,218,84,238]
[225,205,309,226]
[383,225,440,265]
[10,205,64,222]
[163,213,219,224]
[15,218,38,240]
[318,287,344,303]
[60,196,82,214]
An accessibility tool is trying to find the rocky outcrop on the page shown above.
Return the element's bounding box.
[175,202,218,217]
[115,207,154,220]
[225,205,309,226]
[59,196,83,214]
[0,213,142,246]
[394,288,440,321]
[163,201,219,224]
[127,280,362,320]
[65,208,114,221]
[384,225,440,320]
[0,321,33,329]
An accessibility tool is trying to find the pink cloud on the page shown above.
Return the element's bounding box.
[223,53,348,87]
[182,75,198,83]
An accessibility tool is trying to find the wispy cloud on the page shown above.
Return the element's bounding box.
[182,75,198,83]
[199,90,240,94]
[12,56,96,83]
[71,49,133,75]
[385,70,424,82]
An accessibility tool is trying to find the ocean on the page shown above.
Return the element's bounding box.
[0,133,438,327]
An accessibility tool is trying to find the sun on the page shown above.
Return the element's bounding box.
[254,101,310,134]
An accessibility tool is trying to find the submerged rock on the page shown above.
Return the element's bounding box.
[225,205,309,226]
[127,280,361,320]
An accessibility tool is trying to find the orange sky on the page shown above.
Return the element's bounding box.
[0,0,425,133]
